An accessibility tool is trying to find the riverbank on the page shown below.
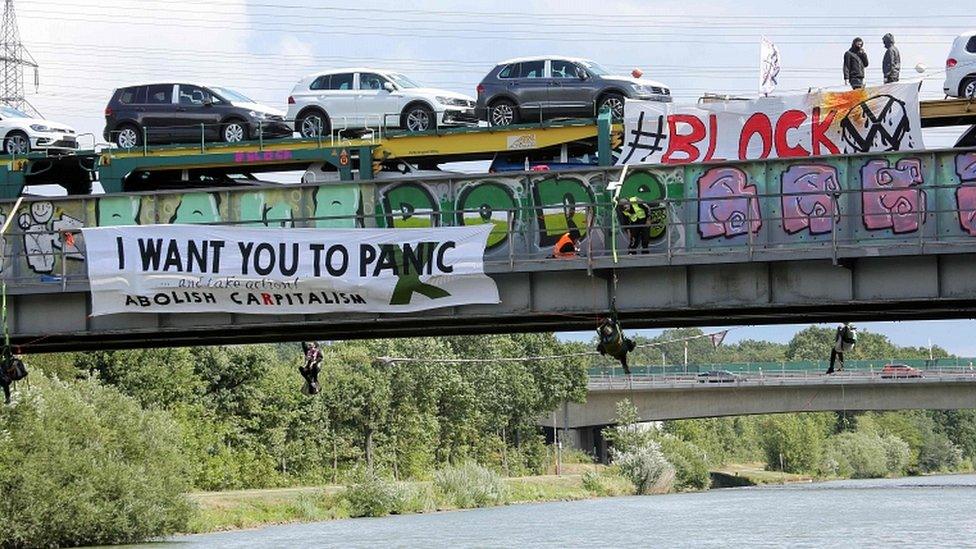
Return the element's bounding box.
[187,465,630,534]
[186,461,821,534]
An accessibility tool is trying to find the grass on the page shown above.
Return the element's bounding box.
[186,466,633,534]
[712,462,815,485]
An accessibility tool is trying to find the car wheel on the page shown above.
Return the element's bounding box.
[489,100,518,127]
[115,125,141,149]
[402,104,435,132]
[297,110,329,138]
[598,92,626,120]
[962,77,976,99]
[4,131,30,155]
[223,120,248,143]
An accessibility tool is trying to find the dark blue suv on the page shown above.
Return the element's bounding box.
[476,56,671,126]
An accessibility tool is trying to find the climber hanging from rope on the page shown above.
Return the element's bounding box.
[826,322,857,374]
[299,341,323,395]
[596,316,636,375]
[0,346,27,404]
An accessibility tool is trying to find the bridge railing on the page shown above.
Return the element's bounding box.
[3,147,976,290]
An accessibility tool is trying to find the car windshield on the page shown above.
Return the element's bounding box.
[387,73,421,89]
[211,87,254,103]
[579,61,611,76]
[0,106,30,118]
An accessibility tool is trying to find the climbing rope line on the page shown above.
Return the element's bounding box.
[377,328,737,364]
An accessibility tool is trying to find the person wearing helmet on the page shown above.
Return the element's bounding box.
[882,34,901,83]
[596,317,637,375]
[299,341,323,395]
[0,347,27,404]
[826,323,857,374]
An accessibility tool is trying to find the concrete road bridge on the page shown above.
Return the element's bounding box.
[549,360,976,460]
[3,146,976,352]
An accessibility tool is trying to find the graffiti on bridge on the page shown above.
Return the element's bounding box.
[955,153,976,236]
[861,158,925,234]
[697,167,762,239]
[781,164,840,235]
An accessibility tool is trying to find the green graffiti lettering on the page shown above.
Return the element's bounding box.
[619,171,668,239]
[382,183,437,229]
[456,181,517,249]
[532,177,594,247]
[170,193,221,224]
[315,184,361,228]
[97,196,142,226]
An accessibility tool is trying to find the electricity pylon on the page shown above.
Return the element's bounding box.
[0,0,39,116]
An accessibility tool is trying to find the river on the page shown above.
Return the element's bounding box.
[151,474,976,548]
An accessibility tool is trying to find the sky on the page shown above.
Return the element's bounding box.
[12,0,976,355]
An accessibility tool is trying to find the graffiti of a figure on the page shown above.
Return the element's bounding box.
[697,167,762,239]
[861,158,924,233]
[781,165,841,235]
[19,201,83,274]
[955,153,976,236]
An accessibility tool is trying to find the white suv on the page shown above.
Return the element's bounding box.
[0,105,77,155]
[286,69,477,136]
[944,31,976,98]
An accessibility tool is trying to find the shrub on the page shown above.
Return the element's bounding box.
[612,442,675,495]
[0,375,193,548]
[917,430,963,473]
[433,462,506,508]
[880,435,910,475]
[760,415,825,474]
[343,474,406,518]
[829,432,887,478]
[658,436,711,490]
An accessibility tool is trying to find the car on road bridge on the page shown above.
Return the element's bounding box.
[1,105,78,155]
[697,370,742,383]
[286,69,477,137]
[103,83,291,148]
[476,56,671,127]
[880,364,923,379]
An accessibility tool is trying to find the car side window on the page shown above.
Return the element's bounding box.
[520,60,545,79]
[178,85,212,105]
[551,60,578,79]
[146,84,173,104]
[498,63,519,79]
[310,75,331,90]
[329,73,354,90]
[359,73,387,91]
[967,36,976,54]
[119,86,146,104]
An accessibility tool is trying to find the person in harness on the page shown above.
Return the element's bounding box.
[616,197,653,254]
[826,323,857,374]
[299,341,323,395]
[0,346,27,404]
[596,317,637,375]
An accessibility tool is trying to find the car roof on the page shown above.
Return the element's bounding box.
[496,55,594,65]
[114,82,229,91]
[301,68,399,78]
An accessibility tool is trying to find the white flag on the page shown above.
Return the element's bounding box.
[709,330,728,349]
[760,36,781,95]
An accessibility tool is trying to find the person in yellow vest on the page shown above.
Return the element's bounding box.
[616,197,652,254]
[552,229,580,259]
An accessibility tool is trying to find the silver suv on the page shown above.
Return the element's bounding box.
[476,56,671,126]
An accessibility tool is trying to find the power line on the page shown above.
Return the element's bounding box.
[0,0,39,116]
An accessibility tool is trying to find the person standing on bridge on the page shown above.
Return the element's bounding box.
[596,317,637,375]
[882,33,901,84]
[826,323,857,374]
[616,197,652,254]
[299,341,323,395]
[843,38,869,89]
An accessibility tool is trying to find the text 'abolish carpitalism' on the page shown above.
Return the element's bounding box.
[116,237,458,278]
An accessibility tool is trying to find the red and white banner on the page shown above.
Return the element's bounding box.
[618,82,924,166]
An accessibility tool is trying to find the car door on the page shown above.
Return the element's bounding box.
[318,73,358,130]
[548,59,593,116]
[174,84,223,141]
[510,60,548,119]
[140,84,178,143]
[356,72,401,129]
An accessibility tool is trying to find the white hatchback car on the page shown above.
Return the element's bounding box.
[286,69,477,136]
[0,105,78,155]
[944,31,976,98]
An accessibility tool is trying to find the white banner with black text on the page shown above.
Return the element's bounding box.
[82,224,500,315]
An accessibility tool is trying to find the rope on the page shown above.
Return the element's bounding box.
[378,328,736,364]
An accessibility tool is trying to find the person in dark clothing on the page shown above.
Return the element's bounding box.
[0,347,27,404]
[825,323,857,374]
[882,33,901,83]
[596,317,636,375]
[843,38,869,89]
[616,197,652,254]
[299,341,323,395]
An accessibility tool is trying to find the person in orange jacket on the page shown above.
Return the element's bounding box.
[553,229,581,258]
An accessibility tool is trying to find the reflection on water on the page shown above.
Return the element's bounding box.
[142,474,976,548]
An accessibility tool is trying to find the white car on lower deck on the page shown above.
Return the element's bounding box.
[0,106,78,155]
[286,68,477,137]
